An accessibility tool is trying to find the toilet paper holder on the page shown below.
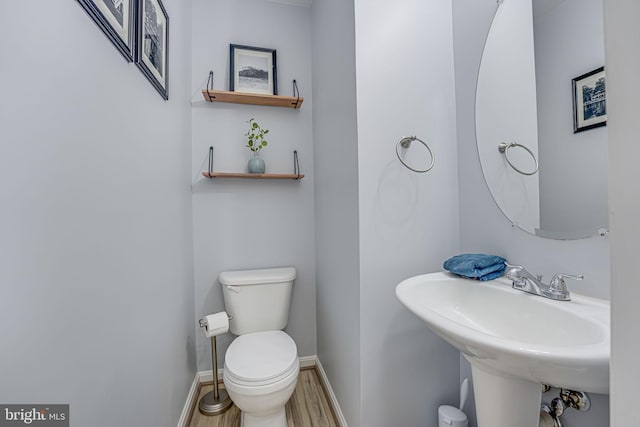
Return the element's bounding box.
[198,314,233,416]
[199,315,232,328]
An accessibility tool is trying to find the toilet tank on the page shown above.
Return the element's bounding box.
[219,267,296,335]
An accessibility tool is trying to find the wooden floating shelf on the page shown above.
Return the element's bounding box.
[202,172,304,180]
[202,90,304,109]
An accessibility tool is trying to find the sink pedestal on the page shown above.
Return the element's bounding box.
[471,363,541,427]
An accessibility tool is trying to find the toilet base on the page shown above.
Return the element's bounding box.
[241,407,287,427]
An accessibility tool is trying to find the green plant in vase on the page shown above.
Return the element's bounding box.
[245,118,269,174]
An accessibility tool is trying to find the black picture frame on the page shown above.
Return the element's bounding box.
[572,66,606,133]
[76,0,135,62]
[230,44,278,95]
[136,0,169,100]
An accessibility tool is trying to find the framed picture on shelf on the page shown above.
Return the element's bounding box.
[76,0,135,61]
[230,44,278,95]
[572,67,606,133]
[136,0,169,100]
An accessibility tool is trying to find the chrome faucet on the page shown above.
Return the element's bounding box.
[505,263,583,301]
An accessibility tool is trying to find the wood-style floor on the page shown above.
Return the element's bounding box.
[188,367,338,427]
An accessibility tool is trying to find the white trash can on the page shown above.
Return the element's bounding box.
[438,405,468,427]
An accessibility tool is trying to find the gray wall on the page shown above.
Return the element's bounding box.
[190,0,317,371]
[604,1,640,425]
[313,1,463,425]
[453,0,610,425]
[0,1,195,426]
[355,0,462,425]
[311,0,362,425]
[535,0,608,236]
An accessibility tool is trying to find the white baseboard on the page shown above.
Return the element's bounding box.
[177,355,347,427]
[299,355,316,369]
[196,368,223,383]
[314,356,349,427]
[176,374,200,427]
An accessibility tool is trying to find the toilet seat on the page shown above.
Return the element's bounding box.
[224,330,298,387]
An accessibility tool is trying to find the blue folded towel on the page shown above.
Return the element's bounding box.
[443,253,507,281]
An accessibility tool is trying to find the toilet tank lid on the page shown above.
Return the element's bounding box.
[219,267,296,286]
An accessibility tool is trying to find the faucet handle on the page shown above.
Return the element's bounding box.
[504,263,523,280]
[504,263,531,289]
[550,273,584,291]
[504,263,524,275]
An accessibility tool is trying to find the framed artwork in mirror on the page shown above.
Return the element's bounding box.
[572,67,606,133]
[230,44,278,95]
[136,0,169,100]
[76,0,135,61]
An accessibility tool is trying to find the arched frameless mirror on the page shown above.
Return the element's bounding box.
[475,0,608,239]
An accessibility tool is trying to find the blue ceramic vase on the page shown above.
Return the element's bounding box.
[248,153,265,174]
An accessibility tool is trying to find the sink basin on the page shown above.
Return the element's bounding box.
[396,272,609,427]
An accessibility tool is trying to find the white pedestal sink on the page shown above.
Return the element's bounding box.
[395,272,609,427]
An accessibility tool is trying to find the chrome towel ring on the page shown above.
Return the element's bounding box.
[396,136,435,173]
[498,142,539,176]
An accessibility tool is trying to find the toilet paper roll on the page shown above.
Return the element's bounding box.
[203,311,229,338]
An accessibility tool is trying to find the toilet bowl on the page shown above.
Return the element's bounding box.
[218,267,299,427]
[223,330,299,427]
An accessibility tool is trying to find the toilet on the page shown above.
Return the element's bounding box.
[219,267,299,427]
